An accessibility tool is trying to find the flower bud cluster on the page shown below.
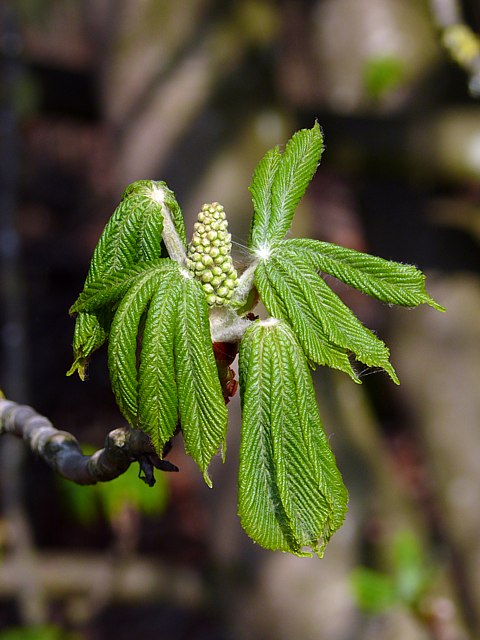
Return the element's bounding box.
[186,203,238,306]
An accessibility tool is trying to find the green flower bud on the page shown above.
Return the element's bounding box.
[186,202,238,306]
[217,286,229,298]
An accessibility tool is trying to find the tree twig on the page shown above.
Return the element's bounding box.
[0,398,178,486]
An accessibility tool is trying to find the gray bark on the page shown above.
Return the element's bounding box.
[0,398,175,486]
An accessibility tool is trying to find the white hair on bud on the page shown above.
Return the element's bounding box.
[254,244,271,261]
[230,261,258,307]
[260,317,281,328]
[209,307,251,343]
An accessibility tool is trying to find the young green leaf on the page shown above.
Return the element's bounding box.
[248,146,282,249]
[238,319,348,556]
[174,274,228,485]
[69,260,173,315]
[69,180,186,378]
[138,271,181,453]
[88,189,164,280]
[108,262,180,427]
[279,239,445,311]
[255,260,358,381]
[255,251,399,383]
[248,123,323,249]
[67,310,111,380]
[269,122,323,243]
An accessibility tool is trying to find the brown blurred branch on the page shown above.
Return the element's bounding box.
[0,552,205,622]
[0,398,177,487]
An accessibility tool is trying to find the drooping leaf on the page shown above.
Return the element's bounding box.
[67,310,111,380]
[69,260,172,315]
[174,274,228,485]
[87,187,164,282]
[255,251,399,382]
[280,239,445,311]
[238,319,348,556]
[69,180,185,377]
[138,271,181,453]
[248,146,282,249]
[108,262,179,427]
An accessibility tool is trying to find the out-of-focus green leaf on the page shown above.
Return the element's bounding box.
[351,567,397,613]
[97,463,168,520]
[351,530,433,615]
[391,530,431,605]
[363,55,406,100]
[59,450,169,525]
[0,626,79,640]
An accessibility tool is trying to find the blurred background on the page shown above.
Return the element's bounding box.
[0,0,479,638]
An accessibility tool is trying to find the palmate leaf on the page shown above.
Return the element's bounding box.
[255,260,357,381]
[238,319,348,557]
[174,275,228,486]
[255,250,399,383]
[69,180,186,378]
[84,257,226,479]
[248,122,324,250]
[71,258,182,452]
[279,239,445,311]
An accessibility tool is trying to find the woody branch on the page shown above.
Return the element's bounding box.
[0,398,177,486]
